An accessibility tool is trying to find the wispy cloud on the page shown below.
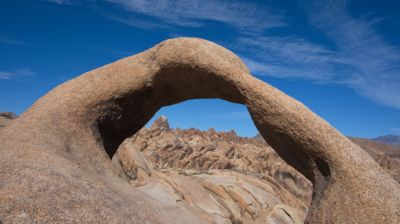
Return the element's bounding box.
[0,71,10,79]
[304,0,400,108]
[237,36,345,82]
[105,0,285,31]
[239,0,400,109]
[0,37,36,47]
[43,0,75,5]
[90,46,135,56]
[94,7,172,30]
[46,0,284,31]
[43,0,96,6]
[0,69,35,80]
[41,0,400,109]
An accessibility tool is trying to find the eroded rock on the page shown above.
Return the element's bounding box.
[0,38,399,223]
[111,118,310,223]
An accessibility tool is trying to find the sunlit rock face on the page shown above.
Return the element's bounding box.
[112,116,312,224]
[349,137,400,182]
[112,116,400,224]
[0,38,399,223]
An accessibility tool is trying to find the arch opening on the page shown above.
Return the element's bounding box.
[94,64,246,159]
[86,38,326,200]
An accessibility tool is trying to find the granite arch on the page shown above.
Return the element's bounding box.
[0,38,399,223]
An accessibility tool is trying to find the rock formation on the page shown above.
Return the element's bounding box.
[350,137,400,182]
[111,116,400,224]
[0,38,399,223]
[111,116,311,223]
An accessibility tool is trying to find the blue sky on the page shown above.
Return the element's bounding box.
[0,0,399,138]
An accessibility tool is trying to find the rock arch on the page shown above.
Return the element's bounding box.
[0,38,399,223]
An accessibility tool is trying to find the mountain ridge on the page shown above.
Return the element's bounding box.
[373,135,400,147]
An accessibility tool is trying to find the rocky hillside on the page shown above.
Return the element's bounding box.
[112,116,311,223]
[112,116,400,224]
[1,113,399,223]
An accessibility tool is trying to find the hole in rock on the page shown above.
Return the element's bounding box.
[111,99,260,176]
[106,97,314,224]
[315,158,331,179]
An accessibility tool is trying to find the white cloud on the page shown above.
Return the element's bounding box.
[90,46,135,56]
[45,0,285,30]
[105,0,285,30]
[94,7,172,30]
[43,0,96,6]
[0,37,36,47]
[40,0,400,109]
[0,69,35,80]
[305,0,400,108]
[0,71,11,79]
[237,36,345,82]
[44,0,74,5]
[239,0,400,109]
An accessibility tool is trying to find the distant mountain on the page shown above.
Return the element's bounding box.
[373,135,400,147]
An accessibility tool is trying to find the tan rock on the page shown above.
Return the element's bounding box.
[0,38,399,223]
[266,204,303,224]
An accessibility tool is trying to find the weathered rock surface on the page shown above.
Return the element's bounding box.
[111,116,400,224]
[0,38,399,223]
[112,116,311,223]
[1,112,396,223]
[350,137,400,182]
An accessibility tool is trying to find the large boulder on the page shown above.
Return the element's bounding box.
[0,38,399,223]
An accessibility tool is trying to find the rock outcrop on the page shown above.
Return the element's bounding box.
[112,116,311,223]
[0,38,399,223]
[350,137,400,182]
[111,116,400,224]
